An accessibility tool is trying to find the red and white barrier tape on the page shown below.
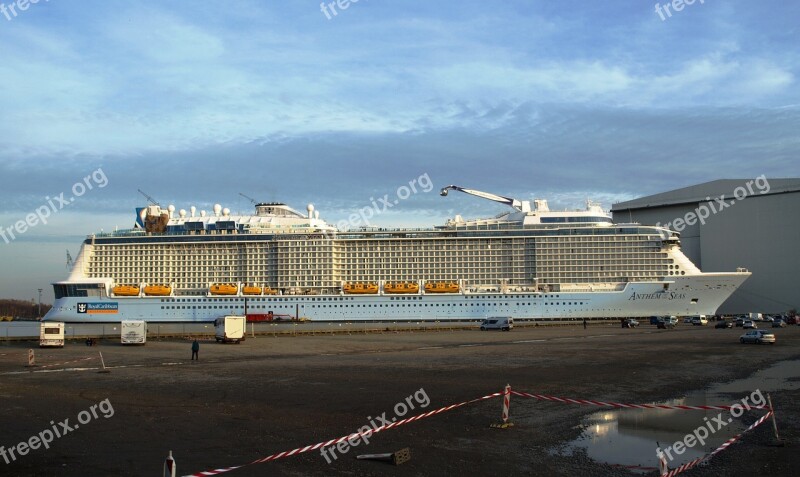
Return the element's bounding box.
[182,390,503,477]
[661,411,773,477]
[510,390,768,412]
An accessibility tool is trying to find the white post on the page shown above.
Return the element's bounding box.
[502,384,511,423]
[657,442,668,476]
[163,450,176,477]
[767,393,781,441]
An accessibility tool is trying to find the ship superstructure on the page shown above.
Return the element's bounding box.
[45,185,750,323]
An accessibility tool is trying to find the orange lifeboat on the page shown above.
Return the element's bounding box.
[424,281,459,293]
[242,286,262,295]
[343,282,379,294]
[144,284,171,296]
[384,282,420,294]
[113,285,140,296]
[210,283,238,295]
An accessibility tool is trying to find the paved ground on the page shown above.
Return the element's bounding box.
[0,323,797,476]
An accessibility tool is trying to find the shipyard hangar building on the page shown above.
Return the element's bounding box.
[611,178,800,315]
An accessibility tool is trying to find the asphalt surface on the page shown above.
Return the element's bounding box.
[0,323,798,476]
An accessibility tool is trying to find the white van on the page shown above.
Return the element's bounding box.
[40,322,65,348]
[480,317,513,331]
[690,315,708,326]
[121,320,147,345]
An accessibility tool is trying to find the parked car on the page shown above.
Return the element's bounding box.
[683,317,693,324]
[622,318,639,328]
[772,318,786,328]
[786,315,798,325]
[480,317,513,331]
[739,330,776,344]
[715,320,733,329]
[742,320,757,329]
[657,317,676,329]
[650,316,661,325]
[691,316,708,326]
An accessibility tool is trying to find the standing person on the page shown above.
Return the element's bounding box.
[583,318,587,330]
[191,339,199,361]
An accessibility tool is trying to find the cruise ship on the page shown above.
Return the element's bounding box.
[44,185,750,323]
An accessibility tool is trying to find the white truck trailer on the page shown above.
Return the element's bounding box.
[121,320,147,345]
[39,322,65,348]
[215,315,246,343]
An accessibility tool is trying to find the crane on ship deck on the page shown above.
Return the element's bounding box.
[439,185,527,212]
[239,192,259,205]
[137,189,160,207]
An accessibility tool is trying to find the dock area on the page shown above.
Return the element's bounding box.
[1,324,797,476]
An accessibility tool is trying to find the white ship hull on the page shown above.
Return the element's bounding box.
[45,273,749,323]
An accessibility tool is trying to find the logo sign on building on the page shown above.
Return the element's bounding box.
[77,303,119,314]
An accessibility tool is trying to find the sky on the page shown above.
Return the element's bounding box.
[0,0,798,303]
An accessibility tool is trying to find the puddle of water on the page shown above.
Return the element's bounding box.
[709,359,800,394]
[560,359,800,472]
[563,391,747,471]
